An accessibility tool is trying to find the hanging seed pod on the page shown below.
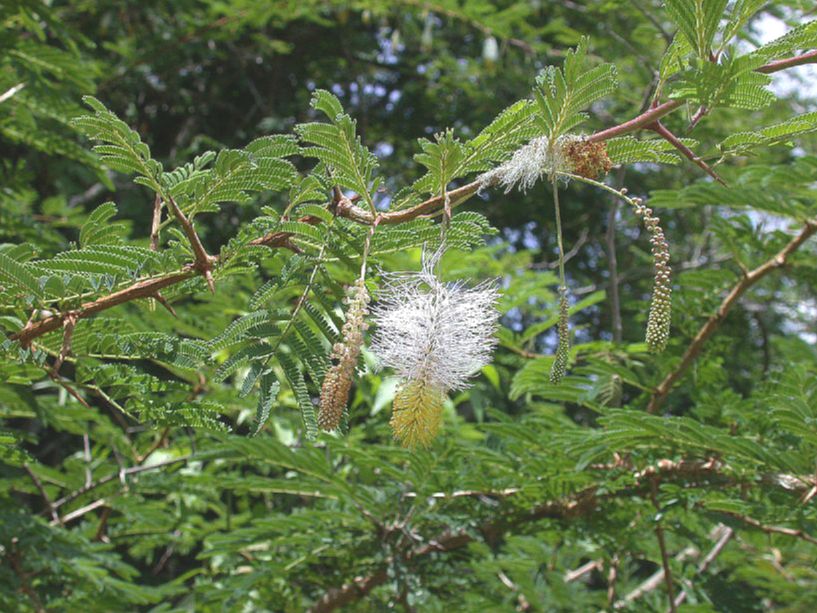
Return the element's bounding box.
[549,286,570,384]
[318,279,370,431]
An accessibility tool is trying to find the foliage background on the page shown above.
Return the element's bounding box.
[2,0,817,610]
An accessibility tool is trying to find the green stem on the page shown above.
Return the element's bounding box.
[551,177,566,289]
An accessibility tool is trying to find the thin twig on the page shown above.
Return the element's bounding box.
[83,433,93,488]
[650,479,677,612]
[23,464,62,525]
[51,313,77,374]
[564,559,601,582]
[718,510,817,546]
[497,570,532,611]
[55,498,107,525]
[649,121,726,184]
[165,196,215,292]
[606,197,623,343]
[756,49,817,73]
[607,555,619,607]
[52,456,189,510]
[672,525,734,608]
[648,219,817,413]
[0,82,25,104]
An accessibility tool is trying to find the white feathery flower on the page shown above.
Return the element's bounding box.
[479,135,575,193]
[371,248,500,393]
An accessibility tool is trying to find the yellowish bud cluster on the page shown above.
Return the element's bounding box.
[318,279,369,431]
[390,379,445,448]
[632,197,672,353]
[550,286,570,384]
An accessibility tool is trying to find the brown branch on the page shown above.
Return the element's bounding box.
[49,374,93,410]
[589,100,683,143]
[6,539,46,613]
[607,555,619,607]
[650,478,677,612]
[649,121,726,185]
[94,506,112,542]
[673,525,733,608]
[310,458,804,612]
[13,269,196,347]
[23,464,62,525]
[756,49,817,73]
[718,510,817,546]
[647,219,817,413]
[588,50,817,143]
[165,196,215,292]
[51,312,77,374]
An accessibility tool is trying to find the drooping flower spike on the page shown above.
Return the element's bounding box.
[371,247,500,447]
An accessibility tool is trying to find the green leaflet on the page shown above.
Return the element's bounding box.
[71,96,164,194]
[296,90,380,210]
[532,37,617,141]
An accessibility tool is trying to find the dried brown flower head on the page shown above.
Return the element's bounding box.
[563,139,613,180]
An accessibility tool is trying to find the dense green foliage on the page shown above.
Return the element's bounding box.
[2,1,817,610]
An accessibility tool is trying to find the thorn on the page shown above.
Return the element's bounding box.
[52,313,78,375]
[153,292,177,317]
[204,267,215,293]
[150,195,162,251]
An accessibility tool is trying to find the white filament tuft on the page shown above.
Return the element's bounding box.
[370,248,500,393]
[479,135,575,193]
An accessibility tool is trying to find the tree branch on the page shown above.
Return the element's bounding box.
[11,50,816,352]
[588,50,817,143]
[23,464,62,525]
[647,219,817,413]
[756,49,817,73]
[52,456,189,511]
[13,269,197,347]
[718,510,817,546]
[648,121,726,185]
[165,196,215,292]
[650,478,677,612]
[309,458,811,612]
[672,525,733,608]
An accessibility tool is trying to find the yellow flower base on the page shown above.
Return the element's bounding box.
[391,380,445,448]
